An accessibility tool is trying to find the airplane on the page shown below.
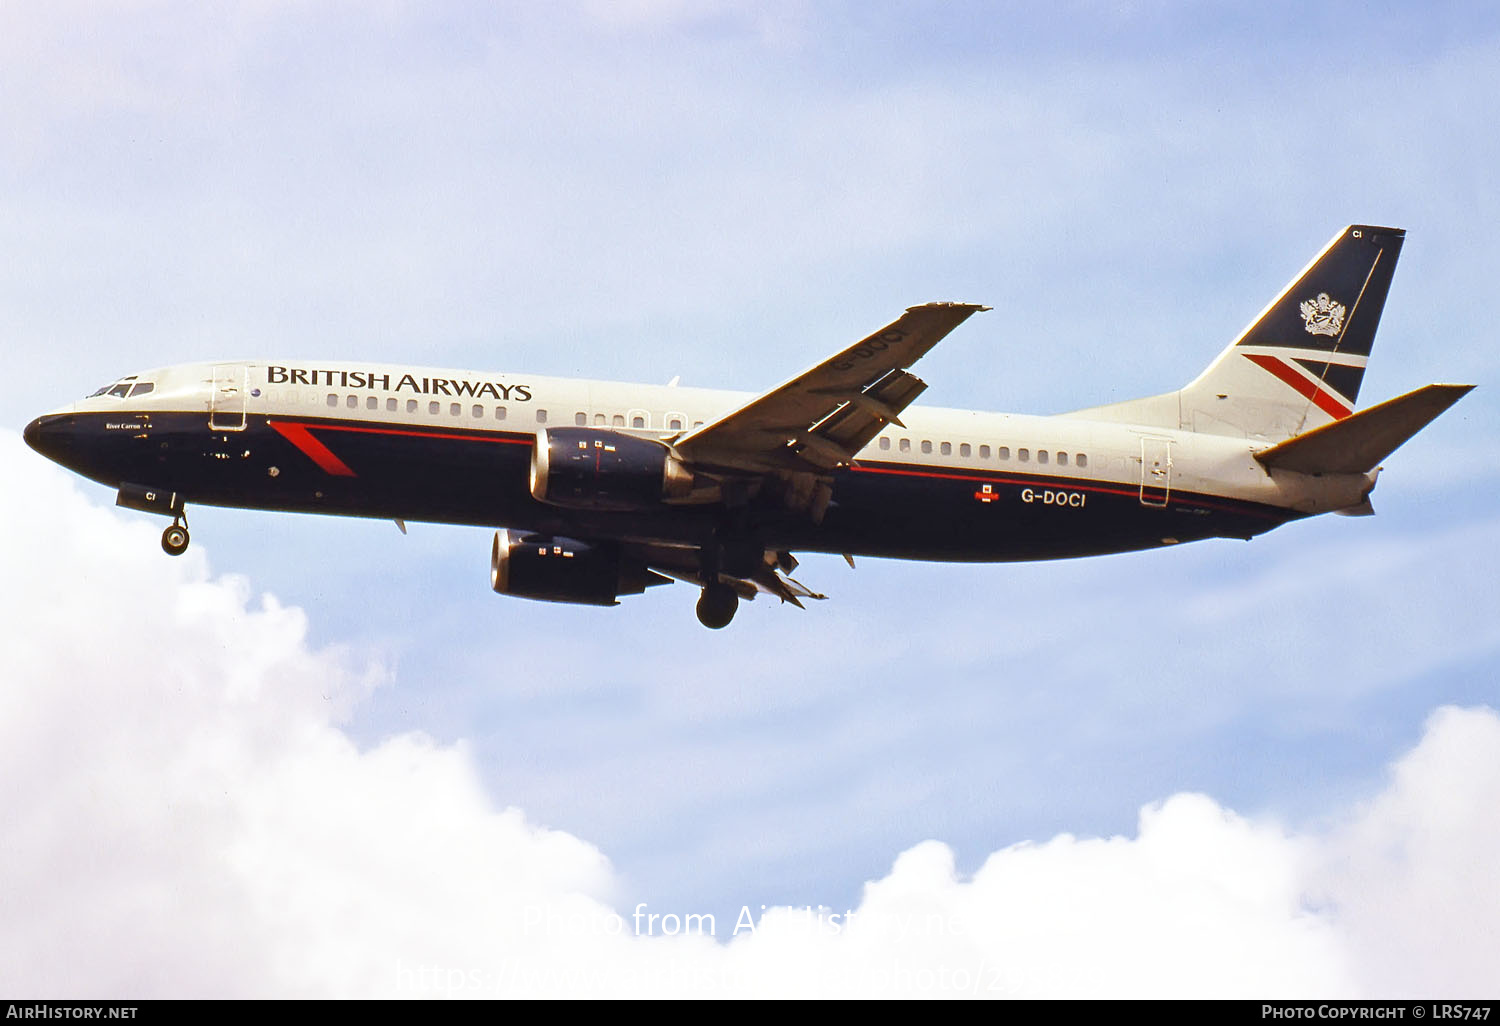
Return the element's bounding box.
[24,225,1472,628]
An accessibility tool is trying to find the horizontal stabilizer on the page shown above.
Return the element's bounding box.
[1254,383,1474,474]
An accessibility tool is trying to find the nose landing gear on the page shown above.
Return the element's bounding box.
[161,514,190,556]
[115,483,192,557]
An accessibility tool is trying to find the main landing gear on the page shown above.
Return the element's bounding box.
[694,523,755,629]
[695,583,739,630]
[161,514,190,556]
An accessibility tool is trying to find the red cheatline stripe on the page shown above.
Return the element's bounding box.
[307,423,534,446]
[851,463,1285,520]
[268,421,357,477]
[854,463,1138,499]
[268,420,536,477]
[1245,354,1353,420]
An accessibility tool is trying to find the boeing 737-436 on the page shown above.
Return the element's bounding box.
[24,225,1472,627]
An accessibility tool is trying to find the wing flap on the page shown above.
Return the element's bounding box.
[625,542,827,606]
[676,302,987,472]
[792,369,929,471]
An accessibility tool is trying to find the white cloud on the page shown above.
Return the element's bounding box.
[4,0,1496,997]
[4,431,1497,997]
[1311,705,1500,997]
[0,432,616,997]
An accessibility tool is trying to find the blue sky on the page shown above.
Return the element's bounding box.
[3,0,1498,997]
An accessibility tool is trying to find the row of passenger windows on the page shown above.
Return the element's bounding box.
[321,392,706,430]
[575,411,704,430]
[316,391,1087,467]
[329,393,547,422]
[876,435,1087,467]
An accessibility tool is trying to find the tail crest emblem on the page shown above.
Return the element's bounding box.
[1299,293,1346,336]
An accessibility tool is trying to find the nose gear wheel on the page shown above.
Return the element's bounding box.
[161,512,190,556]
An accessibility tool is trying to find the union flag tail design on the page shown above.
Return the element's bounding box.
[1180,225,1404,441]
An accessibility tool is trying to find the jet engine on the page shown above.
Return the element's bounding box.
[530,428,709,510]
[490,529,670,606]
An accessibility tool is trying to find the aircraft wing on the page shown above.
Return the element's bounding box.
[674,302,989,474]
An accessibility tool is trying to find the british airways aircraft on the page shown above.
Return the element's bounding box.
[24,225,1472,627]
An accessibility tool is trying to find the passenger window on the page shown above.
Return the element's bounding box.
[980,444,991,459]
[879,437,891,450]
[472,404,483,418]
[940,442,952,456]
[367,396,378,410]
[694,421,704,429]
[921,440,932,454]
[1077,453,1088,468]
[537,410,548,424]
[594,413,606,426]
[959,443,971,458]
[449,403,461,416]
[575,412,587,425]
[1058,452,1068,466]
[1019,448,1030,462]
[899,438,911,453]
[428,401,440,415]
[406,399,418,413]
[327,394,338,407]
[346,395,357,409]
[1038,450,1049,465]
[668,417,683,430]
[613,415,625,427]
[998,446,1010,460]
[632,416,645,428]
[495,407,507,421]
[386,398,396,412]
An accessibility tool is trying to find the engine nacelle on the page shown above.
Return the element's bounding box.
[490,529,667,606]
[530,427,702,510]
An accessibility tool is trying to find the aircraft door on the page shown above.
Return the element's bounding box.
[209,364,247,431]
[1139,437,1172,507]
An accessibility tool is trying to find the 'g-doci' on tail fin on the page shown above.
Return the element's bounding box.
[1180,224,1405,441]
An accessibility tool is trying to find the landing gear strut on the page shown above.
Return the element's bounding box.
[161,514,190,556]
[695,521,744,629]
[696,583,739,629]
[116,484,192,556]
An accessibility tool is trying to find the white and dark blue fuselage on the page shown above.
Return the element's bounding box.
[25,359,1343,558]
[24,227,1467,627]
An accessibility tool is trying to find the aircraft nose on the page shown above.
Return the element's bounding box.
[23,416,45,453]
[23,414,74,465]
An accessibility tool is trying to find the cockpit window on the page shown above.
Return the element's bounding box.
[89,376,137,399]
[127,382,154,398]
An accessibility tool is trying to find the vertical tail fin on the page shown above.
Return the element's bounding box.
[1181,225,1404,441]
